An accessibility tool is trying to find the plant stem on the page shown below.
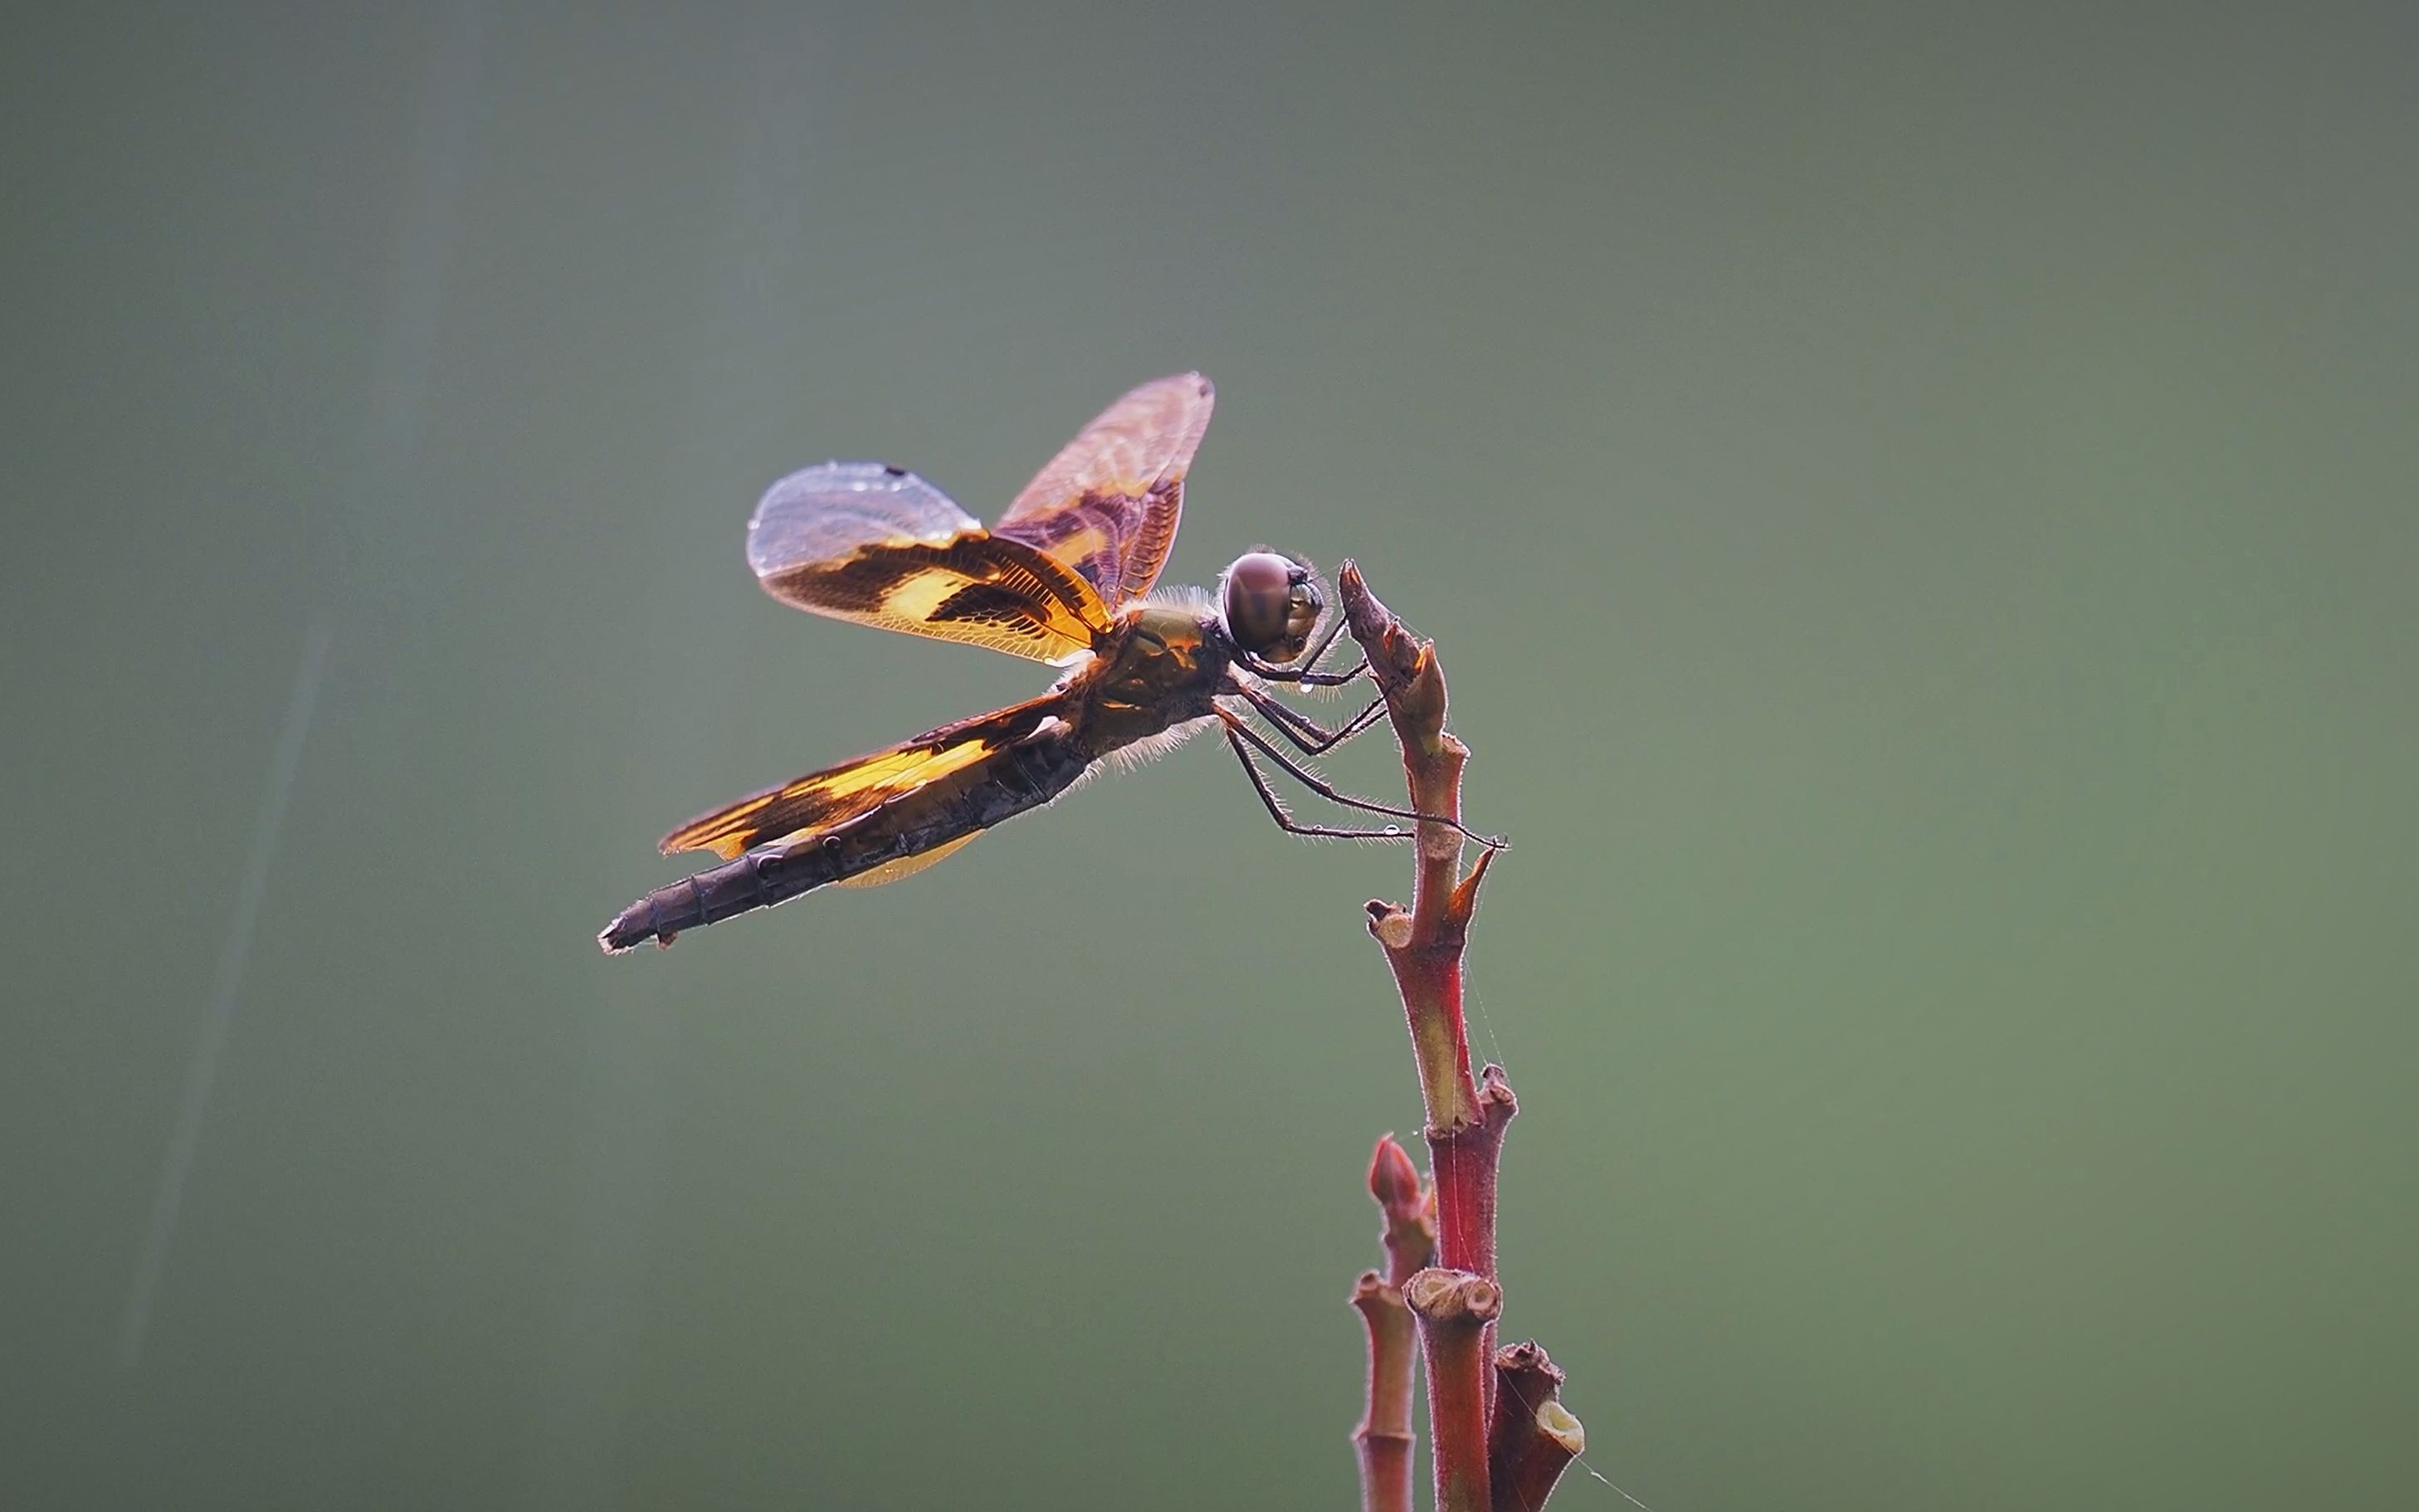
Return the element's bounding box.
[1427,1064,1516,1282]
[1340,563,1583,1510]
[1353,1135,1436,1512]
[1339,562,1493,1135]
[1489,1341,1585,1512]
[1342,562,1518,1383]
[1353,1272,1417,1512]
[1407,1268,1501,1512]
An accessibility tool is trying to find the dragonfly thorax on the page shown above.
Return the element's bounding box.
[1075,603,1234,754]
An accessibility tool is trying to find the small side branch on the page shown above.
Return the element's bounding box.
[1352,1274,1417,1512]
[1490,1341,1585,1512]
[1353,1136,1436,1512]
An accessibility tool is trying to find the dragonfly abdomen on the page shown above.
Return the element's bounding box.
[598,719,1091,953]
[597,846,812,954]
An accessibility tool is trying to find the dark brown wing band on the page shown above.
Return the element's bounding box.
[758,531,1110,663]
[659,694,1071,860]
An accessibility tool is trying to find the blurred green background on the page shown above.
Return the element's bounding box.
[6,2,2416,1508]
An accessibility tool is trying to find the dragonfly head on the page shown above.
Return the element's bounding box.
[1219,551,1322,663]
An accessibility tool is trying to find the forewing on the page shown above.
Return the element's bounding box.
[660,695,1066,861]
[992,373,1214,607]
[748,462,1110,662]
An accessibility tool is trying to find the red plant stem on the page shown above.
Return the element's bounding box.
[1343,563,1518,1411]
[1354,1135,1436,1512]
[1341,563,1489,1134]
[1427,1065,1516,1281]
[1489,1342,1584,1512]
[1407,1268,1501,1512]
[1340,563,1506,1250]
[1352,1273,1417,1512]
[1343,564,1584,1509]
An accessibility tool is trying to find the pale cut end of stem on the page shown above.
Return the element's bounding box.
[1404,1267,1502,1324]
[1490,1340,1583,1512]
[1493,1401,1585,1512]
[1366,900,1415,950]
[1493,1400,1585,1512]
[1408,1267,1503,1512]
[1402,1257,1490,1315]
[1535,1401,1583,1455]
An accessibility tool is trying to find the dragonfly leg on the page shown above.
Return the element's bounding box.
[1223,724,1415,841]
[1225,678,1389,756]
[1241,654,1369,687]
[1218,712,1506,850]
[1236,610,1367,686]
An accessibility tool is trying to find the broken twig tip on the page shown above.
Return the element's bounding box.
[1477,1063,1515,1108]
[1537,1400,1584,1455]
[1403,1267,1503,1324]
[1367,901,1414,949]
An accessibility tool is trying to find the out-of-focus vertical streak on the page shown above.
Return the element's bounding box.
[359,0,484,530]
[519,19,817,1509]
[119,622,334,1366]
[119,0,486,1371]
[340,0,487,644]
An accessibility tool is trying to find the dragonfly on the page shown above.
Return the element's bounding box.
[599,373,1495,954]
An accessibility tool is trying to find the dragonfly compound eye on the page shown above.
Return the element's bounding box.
[1222,551,1317,661]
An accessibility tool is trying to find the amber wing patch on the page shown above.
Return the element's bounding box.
[659,695,1066,861]
[760,532,1110,662]
[992,373,1214,607]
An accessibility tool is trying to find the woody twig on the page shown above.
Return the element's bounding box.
[1336,563,1584,1511]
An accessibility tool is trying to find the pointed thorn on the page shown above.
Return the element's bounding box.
[1448,843,1498,922]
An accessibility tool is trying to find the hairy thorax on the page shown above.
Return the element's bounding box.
[1074,603,1231,755]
